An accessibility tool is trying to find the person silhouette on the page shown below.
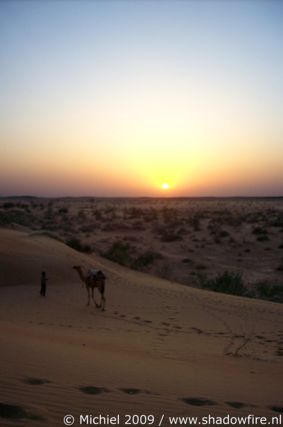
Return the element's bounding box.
[40,271,47,296]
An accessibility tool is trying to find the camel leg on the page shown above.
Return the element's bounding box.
[99,292,105,311]
[91,288,98,306]
[96,293,101,309]
[101,295,105,311]
[99,281,105,311]
[89,287,99,307]
[87,288,90,306]
[95,297,100,308]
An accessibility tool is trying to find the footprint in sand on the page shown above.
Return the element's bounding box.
[119,388,141,395]
[0,402,44,421]
[255,335,265,340]
[79,386,109,395]
[268,406,283,413]
[191,327,205,335]
[23,377,51,385]
[181,397,217,406]
[226,401,249,409]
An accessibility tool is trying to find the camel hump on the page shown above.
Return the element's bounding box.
[88,268,105,279]
[88,268,99,277]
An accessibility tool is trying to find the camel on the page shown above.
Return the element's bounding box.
[73,265,106,310]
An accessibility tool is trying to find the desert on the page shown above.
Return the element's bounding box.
[0,197,282,426]
[1,0,283,425]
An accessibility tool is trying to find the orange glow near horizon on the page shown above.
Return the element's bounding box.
[1,134,283,197]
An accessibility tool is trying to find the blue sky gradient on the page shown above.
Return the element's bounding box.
[1,0,283,196]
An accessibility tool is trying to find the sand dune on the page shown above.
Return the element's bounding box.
[0,228,282,426]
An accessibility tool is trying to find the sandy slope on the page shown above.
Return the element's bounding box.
[0,228,282,426]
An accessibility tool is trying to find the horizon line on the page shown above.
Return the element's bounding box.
[1,195,283,200]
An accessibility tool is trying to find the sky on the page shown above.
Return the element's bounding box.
[0,0,282,197]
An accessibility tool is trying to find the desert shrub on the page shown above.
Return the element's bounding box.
[225,214,244,227]
[66,237,91,253]
[77,209,87,220]
[104,205,115,215]
[162,208,178,224]
[58,207,68,214]
[268,213,283,228]
[103,242,162,270]
[182,258,192,263]
[0,209,28,226]
[252,226,267,235]
[218,230,230,238]
[44,207,54,220]
[255,281,283,303]
[20,204,30,212]
[82,243,91,253]
[257,235,269,242]
[93,209,102,220]
[144,209,158,222]
[131,251,163,270]
[214,237,221,244]
[125,207,143,219]
[2,202,15,209]
[198,271,247,296]
[102,241,134,266]
[156,225,183,242]
[195,264,207,270]
[191,215,201,232]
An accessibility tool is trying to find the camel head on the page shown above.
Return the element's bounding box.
[73,265,86,288]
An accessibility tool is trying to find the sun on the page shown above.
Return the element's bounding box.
[162,183,170,190]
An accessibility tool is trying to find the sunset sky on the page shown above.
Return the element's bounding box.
[0,0,282,197]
